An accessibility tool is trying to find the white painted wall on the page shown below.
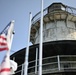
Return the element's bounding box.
[34,21,76,44]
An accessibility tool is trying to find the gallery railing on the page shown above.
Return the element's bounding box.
[31,5,76,25]
[15,55,76,75]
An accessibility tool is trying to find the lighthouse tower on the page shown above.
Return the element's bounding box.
[30,2,76,75]
[31,3,76,44]
[11,3,76,75]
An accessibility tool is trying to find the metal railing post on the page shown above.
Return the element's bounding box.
[21,64,24,75]
[35,48,38,74]
[57,55,60,71]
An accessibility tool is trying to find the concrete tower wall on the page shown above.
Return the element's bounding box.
[35,21,76,44]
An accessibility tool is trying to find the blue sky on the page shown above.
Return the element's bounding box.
[0,0,76,63]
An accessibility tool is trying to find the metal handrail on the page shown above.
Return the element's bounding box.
[31,5,76,26]
[15,55,76,75]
